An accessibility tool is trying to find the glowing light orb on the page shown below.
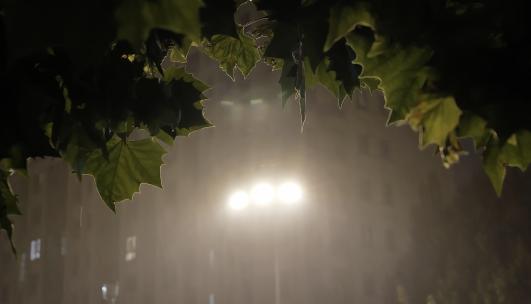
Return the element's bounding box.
[228,191,249,210]
[250,182,275,205]
[277,181,303,204]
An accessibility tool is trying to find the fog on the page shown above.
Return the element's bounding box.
[1,51,530,304]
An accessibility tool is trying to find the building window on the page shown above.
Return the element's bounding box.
[30,239,41,261]
[125,236,137,262]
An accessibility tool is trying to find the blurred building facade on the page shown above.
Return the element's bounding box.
[1,52,474,304]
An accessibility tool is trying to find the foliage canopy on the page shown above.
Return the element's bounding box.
[1,0,531,252]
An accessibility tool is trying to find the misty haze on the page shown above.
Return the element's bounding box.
[2,51,530,304]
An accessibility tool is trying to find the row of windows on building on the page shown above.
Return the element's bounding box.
[22,222,397,274]
[17,235,138,283]
[15,232,398,304]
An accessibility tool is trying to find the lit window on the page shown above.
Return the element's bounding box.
[30,239,41,261]
[101,283,120,302]
[220,100,234,106]
[125,236,136,262]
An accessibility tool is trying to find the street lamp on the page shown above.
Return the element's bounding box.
[277,181,303,204]
[228,190,249,210]
[225,179,304,304]
[100,282,119,304]
[228,180,304,211]
[250,182,275,205]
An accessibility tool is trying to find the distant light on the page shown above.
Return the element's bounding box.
[228,190,249,210]
[250,98,263,105]
[101,283,120,301]
[30,239,41,261]
[250,182,275,205]
[101,285,108,299]
[277,182,303,204]
[221,100,234,106]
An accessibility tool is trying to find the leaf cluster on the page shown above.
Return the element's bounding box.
[1,0,531,252]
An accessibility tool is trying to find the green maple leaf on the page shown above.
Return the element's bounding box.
[407,97,462,148]
[346,31,432,124]
[204,31,261,80]
[115,0,202,49]
[263,21,305,114]
[482,130,531,196]
[0,170,20,253]
[457,113,491,150]
[145,28,191,73]
[132,67,212,138]
[84,136,166,210]
[305,58,348,107]
[163,67,212,136]
[324,2,374,52]
[324,38,362,105]
[483,139,505,196]
[501,130,531,171]
[278,56,306,124]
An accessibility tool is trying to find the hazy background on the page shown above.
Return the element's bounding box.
[1,50,530,304]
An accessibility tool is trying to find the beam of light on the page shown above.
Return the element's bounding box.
[277,181,303,204]
[250,182,275,205]
[228,190,249,210]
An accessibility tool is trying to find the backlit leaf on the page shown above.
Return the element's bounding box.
[205,31,261,79]
[408,97,462,148]
[346,31,432,123]
[324,2,374,52]
[457,113,491,150]
[84,136,166,210]
[501,130,531,171]
[483,139,505,196]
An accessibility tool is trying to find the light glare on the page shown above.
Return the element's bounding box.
[228,191,249,210]
[251,182,275,205]
[277,182,303,204]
